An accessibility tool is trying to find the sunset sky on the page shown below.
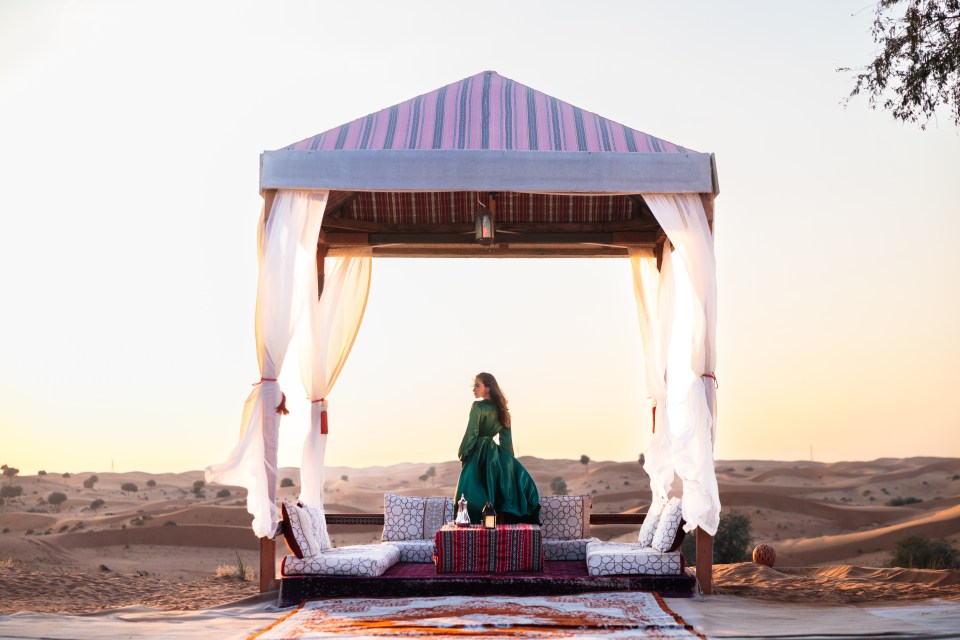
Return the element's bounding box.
[1,1,958,477]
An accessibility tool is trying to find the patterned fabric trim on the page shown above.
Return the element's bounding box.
[585,541,682,577]
[383,540,436,564]
[539,495,592,540]
[283,71,688,154]
[651,498,683,553]
[280,544,400,577]
[543,537,597,561]
[637,496,667,547]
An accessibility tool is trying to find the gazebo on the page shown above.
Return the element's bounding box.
[207,70,721,595]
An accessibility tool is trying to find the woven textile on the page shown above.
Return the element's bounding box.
[586,540,683,577]
[255,591,704,639]
[284,71,688,154]
[434,524,543,573]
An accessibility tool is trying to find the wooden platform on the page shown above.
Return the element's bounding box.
[278,561,696,608]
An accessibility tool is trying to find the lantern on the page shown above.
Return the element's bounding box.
[482,502,497,529]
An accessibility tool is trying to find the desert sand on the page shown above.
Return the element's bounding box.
[1,456,958,617]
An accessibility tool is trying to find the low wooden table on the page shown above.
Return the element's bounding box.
[434,523,544,573]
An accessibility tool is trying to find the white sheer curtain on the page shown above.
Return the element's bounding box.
[635,193,720,536]
[299,254,372,506]
[206,190,329,537]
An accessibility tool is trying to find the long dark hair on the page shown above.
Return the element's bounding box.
[476,372,511,428]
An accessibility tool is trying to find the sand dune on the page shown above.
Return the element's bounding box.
[1,456,959,613]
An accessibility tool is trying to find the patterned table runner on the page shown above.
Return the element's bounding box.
[434,524,543,573]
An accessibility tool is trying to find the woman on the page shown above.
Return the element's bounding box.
[454,372,540,525]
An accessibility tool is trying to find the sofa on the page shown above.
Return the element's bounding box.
[278,493,683,578]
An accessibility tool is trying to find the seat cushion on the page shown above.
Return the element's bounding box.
[382,494,456,541]
[539,495,591,540]
[384,539,436,563]
[281,544,400,577]
[543,537,597,561]
[585,540,682,576]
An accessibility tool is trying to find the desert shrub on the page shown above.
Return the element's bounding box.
[146,479,156,487]
[120,482,138,493]
[90,498,105,511]
[952,474,960,481]
[38,470,46,476]
[280,477,294,487]
[0,497,4,506]
[164,520,177,526]
[0,485,23,499]
[341,475,348,482]
[215,551,252,581]
[62,473,71,478]
[2,528,8,533]
[216,488,231,498]
[47,492,68,511]
[59,524,69,533]
[82,475,99,489]
[889,536,959,570]
[580,455,590,467]
[744,466,754,472]
[683,511,752,565]
[550,477,568,496]
[886,496,923,506]
[638,453,645,465]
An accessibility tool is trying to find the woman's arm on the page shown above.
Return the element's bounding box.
[458,403,481,462]
[499,425,514,455]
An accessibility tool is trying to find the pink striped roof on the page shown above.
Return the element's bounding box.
[284,71,689,153]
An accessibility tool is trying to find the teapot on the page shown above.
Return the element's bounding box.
[454,494,472,527]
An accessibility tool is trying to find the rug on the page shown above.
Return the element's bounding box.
[251,591,705,639]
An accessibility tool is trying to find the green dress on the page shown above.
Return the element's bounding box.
[454,400,541,525]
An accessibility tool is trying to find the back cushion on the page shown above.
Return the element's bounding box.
[382,493,455,541]
[539,495,591,540]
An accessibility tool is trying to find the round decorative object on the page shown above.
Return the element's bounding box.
[752,543,776,567]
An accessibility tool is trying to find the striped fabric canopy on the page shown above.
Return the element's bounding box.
[284,70,689,154]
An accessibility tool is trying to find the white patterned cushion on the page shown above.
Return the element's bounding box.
[539,495,591,540]
[281,544,400,577]
[543,537,598,561]
[281,501,331,558]
[384,540,436,563]
[382,494,455,541]
[651,498,683,552]
[637,495,667,547]
[585,540,682,576]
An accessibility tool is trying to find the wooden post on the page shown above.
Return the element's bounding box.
[260,537,277,592]
[316,243,327,299]
[695,526,713,595]
[262,189,277,223]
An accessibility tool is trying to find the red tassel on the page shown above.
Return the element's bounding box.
[275,393,289,415]
[652,405,656,434]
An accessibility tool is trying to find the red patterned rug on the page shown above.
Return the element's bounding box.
[252,591,704,639]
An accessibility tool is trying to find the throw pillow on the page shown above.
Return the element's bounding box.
[637,495,667,547]
[281,501,314,559]
[651,497,683,552]
[539,495,592,540]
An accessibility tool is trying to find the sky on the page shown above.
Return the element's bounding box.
[1,1,958,476]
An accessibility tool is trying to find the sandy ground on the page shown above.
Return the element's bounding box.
[1,457,959,637]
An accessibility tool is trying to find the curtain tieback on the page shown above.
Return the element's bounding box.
[701,373,718,389]
[312,398,329,435]
[253,377,278,385]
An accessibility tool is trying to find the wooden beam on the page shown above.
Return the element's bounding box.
[361,246,634,258]
[359,232,658,246]
[324,191,361,218]
[322,219,658,234]
[259,536,276,593]
[695,527,713,595]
